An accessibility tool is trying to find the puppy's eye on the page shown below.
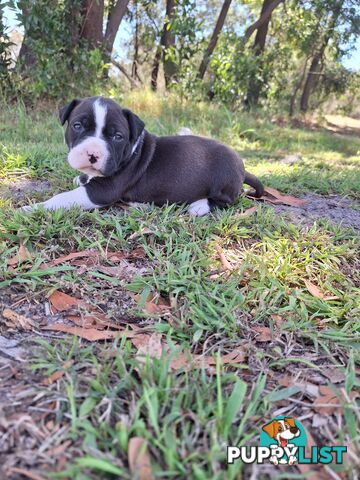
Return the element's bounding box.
[112,132,123,141]
[72,122,82,131]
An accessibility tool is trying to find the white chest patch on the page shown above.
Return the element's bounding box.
[94,99,107,138]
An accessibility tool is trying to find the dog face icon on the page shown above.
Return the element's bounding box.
[262,417,300,448]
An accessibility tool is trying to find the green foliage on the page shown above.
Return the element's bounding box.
[9,0,105,100]
[0,1,13,87]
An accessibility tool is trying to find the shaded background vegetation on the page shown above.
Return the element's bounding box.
[0,0,359,115]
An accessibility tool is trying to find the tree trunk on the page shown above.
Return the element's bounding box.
[81,0,105,48]
[151,46,162,90]
[150,0,177,90]
[300,1,343,113]
[104,0,130,55]
[162,0,177,88]
[289,57,309,117]
[246,0,275,107]
[243,0,284,44]
[17,1,37,72]
[197,0,232,80]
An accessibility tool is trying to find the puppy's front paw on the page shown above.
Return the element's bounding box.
[288,455,297,465]
[73,174,90,186]
[20,203,41,213]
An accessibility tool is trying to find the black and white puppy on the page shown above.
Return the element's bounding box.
[24,96,264,216]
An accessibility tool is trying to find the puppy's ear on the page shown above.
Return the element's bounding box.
[59,99,81,125]
[123,108,145,144]
[284,417,296,428]
[262,421,277,438]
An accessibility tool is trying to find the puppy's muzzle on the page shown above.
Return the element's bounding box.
[68,137,109,175]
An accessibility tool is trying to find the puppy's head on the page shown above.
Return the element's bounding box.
[262,418,300,447]
[59,97,145,177]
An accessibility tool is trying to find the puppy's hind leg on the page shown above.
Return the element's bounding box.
[22,187,101,212]
[188,199,210,216]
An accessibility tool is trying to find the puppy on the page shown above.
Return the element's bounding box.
[262,417,300,465]
[23,96,264,215]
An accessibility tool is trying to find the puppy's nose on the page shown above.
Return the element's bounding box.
[290,427,298,434]
[88,153,98,164]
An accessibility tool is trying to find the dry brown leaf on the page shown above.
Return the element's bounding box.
[2,308,37,331]
[7,468,46,480]
[253,326,272,342]
[304,280,338,301]
[270,314,285,329]
[134,292,171,316]
[44,250,99,268]
[169,347,247,372]
[128,227,153,240]
[215,245,232,271]
[133,333,164,360]
[42,360,73,385]
[45,440,72,457]
[264,186,307,206]
[237,206,257,217]
[48,291,85,312]
[106,246,146,262]
[95,261,143,280]
[7,244,32,268]
[42,323,138,341]
[66,314,124,331]
[249,186,306,207]
[128,437,153,480]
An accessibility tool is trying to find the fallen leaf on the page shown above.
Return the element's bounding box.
[42,324,137,341]
[44,250,99,268]
[249,186,306,207]
[48,291,85,312]
[133,333,164,360]
[7,468,46,480]
[7,244,32,268]
[42,360,73,385]
[128,437,153,480]
[321,367,345,384]
[95,261,144,280]
[134,292,171,316]
[128,227,153,240]
[237,206,257,217]
[2,308,37,331]
[45,440,72,457]
[215,245,232,271]
[169,347,247,372]
[253,326,272,342]
[270,314,285,329]
[304,280,338,301]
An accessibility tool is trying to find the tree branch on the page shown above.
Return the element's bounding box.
[243,0,284,44]
[110,56,141,88]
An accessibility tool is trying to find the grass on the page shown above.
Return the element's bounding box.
[0,90,359,479]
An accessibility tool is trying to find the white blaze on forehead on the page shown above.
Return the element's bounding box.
[93,99,107,138]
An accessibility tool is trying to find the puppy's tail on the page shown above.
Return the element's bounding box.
[244,172,264,198]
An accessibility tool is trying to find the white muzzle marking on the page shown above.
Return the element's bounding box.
[67,137,109,175]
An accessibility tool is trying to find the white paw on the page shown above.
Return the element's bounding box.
[270,455,279,465]
[178,127,193,136]
[188,199,210,216]
[73,174,90,186]
[288,455,297,465]
[128,202,150,210]
[20,203,42,213]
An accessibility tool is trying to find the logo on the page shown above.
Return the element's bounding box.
[227,416,347,465]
